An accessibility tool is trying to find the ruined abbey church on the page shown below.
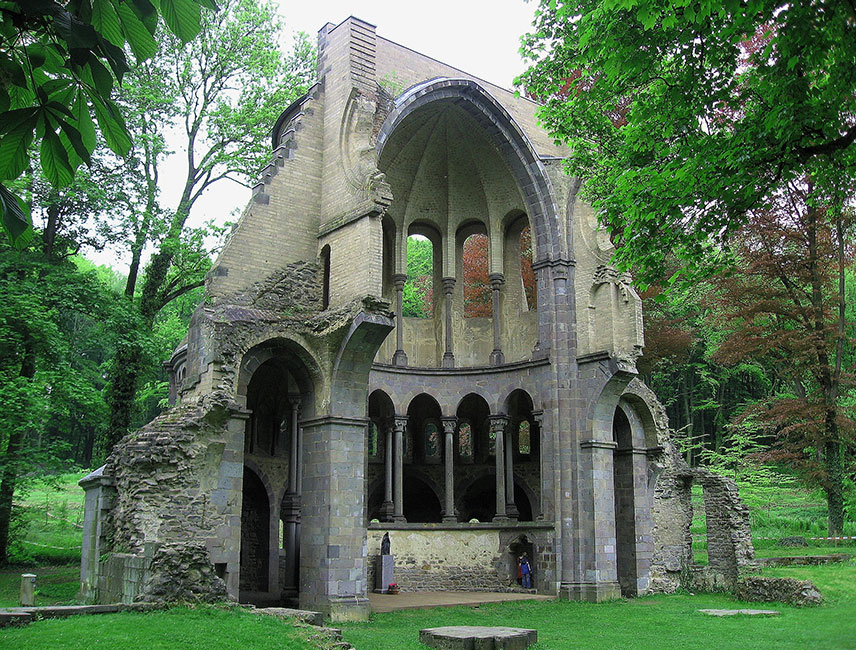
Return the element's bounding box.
[79,17,754,621]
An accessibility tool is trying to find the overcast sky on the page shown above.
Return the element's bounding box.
[89,1,539,270]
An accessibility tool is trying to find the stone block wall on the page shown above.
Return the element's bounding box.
[365,526,555,593]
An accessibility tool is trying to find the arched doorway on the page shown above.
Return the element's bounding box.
[613,405,637,597]
[238,339,318,606]
[240,467,269,599]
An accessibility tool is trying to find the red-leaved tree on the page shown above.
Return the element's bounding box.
[712,184,855,534]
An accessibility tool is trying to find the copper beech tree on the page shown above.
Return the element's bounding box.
[712,187,855,535]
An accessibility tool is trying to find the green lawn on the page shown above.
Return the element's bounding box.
[337,561,856,650]
[0,565,80,607]
[0,606,318,650]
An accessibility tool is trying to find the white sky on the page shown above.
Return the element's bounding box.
[87,1,539,271]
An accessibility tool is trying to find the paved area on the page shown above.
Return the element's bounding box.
[369,591,554,613]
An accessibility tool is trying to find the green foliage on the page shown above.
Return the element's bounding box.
[0,0,216,247]
[403,236,433,317]
[519,0,856,287]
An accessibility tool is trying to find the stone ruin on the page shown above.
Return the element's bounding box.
[79,17,753,621]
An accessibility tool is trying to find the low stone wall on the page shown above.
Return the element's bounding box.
[98,553,150,604]
[366,526,555,593]
[737,576,823,606]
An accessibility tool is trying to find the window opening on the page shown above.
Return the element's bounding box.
[518,420,531,455]
[463,233,491,317]
[403,234,433,317]
[520,225,536,310]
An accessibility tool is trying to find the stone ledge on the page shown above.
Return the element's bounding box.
[367,521,554,531]
[699,609,780,617]
[420,626,537,650]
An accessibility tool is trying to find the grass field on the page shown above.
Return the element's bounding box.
[2,470,854,649]
[11,470,88,565]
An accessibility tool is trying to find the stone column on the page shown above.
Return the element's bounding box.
[505,419,519,520]
[392,273,408,366]
[288,397,301,494]
[532,410,545,520]
[441,417,457,522]
[379,420,394,521]
[490,415,509,521]
[442,277,456,368]
[283,396,301,597]
[298,415,371,621]
[565,439,621,602]
[489,273,505,366]
[393,416,407,522]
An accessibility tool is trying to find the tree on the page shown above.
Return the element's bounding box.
[519,1,856,286]
[462,234,491,317]
[101,0,314,455]
[0,234,120,562]
[0,0,216,248]
[711,189,855,534]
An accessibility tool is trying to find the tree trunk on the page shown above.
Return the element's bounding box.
[0,340,36,563]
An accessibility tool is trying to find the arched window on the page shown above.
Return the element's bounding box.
[520,225,536,311]
[462,233,491,317]
[518,420,531,455]
[424,421,441,462]
[320,244,331,310]
[368,421,380,459]
[403,234,433,317]
[457,421,473,461]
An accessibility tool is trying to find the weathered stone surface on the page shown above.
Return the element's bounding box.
[139,543,229,603]
[419,626,537,650]
[699,609,780,617]
[737,576,823,606]
[255,607,324,626]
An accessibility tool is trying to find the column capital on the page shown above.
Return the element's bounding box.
[488,414,510,433]
[441,416,457,434]
[392,273,407,290]
[531,410,544,426]
[392,415,408,433]
[442,277,456,292]
[288,393,302,410]
[489,272,505,290]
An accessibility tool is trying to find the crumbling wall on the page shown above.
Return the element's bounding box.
[650,442,755,593]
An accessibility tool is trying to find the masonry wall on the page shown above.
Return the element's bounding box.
[206,90,324,300]
[366,527,555,592]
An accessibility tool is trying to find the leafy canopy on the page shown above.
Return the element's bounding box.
[519,0,856,286]
[0,0,216,247]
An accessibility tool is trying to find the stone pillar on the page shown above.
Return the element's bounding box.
[392,273,408,366]
[283,396,301,597]
[298,415,371,621]
[562,439,621,602]
[442,277,456,368]
[489,273,505,366]
[532,410,545,520]
[505,419,518,520]
[209,410,250,601]
[78,467,115,603]
[379,420,394,522]
[393,416,407,522]
[288,397,301,494]
[441,417,457,522]
[490,415,509,521]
